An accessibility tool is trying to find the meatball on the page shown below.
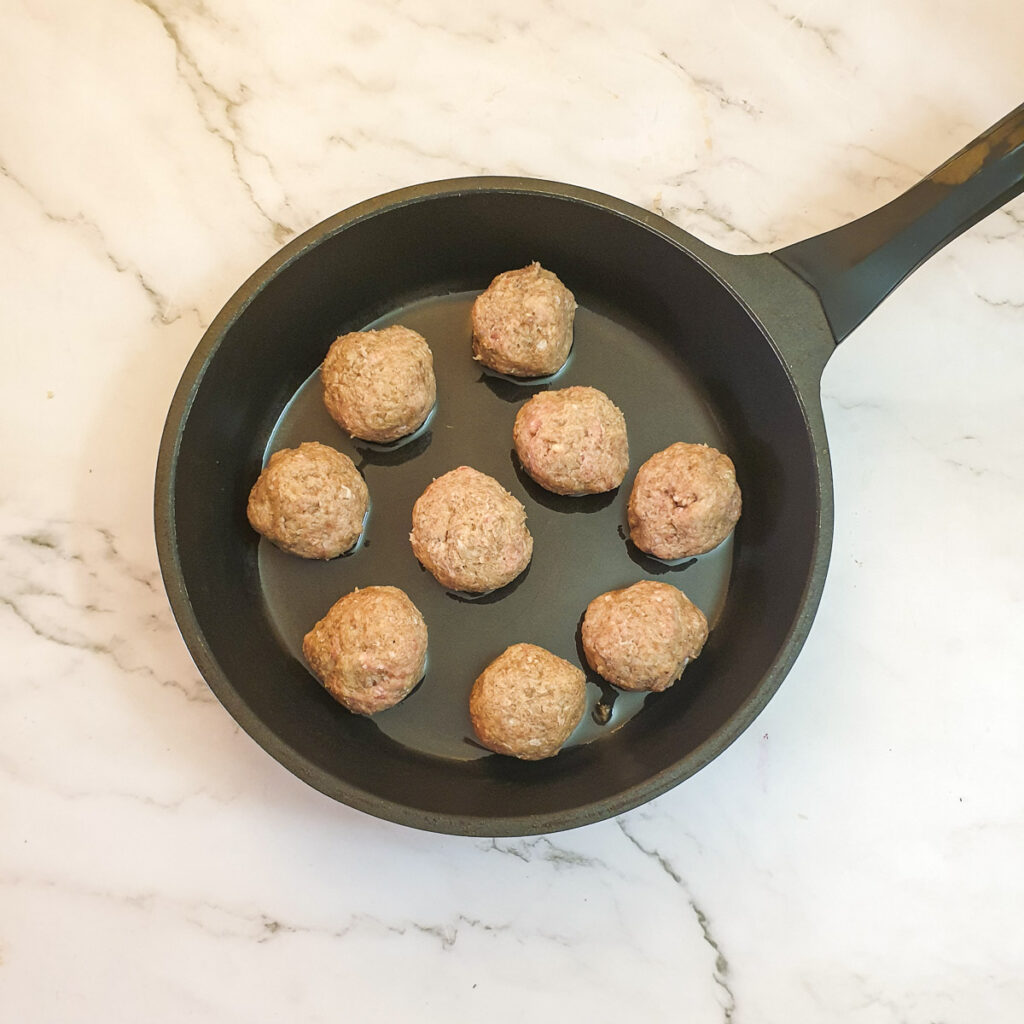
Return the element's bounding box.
[471,262,576,378]
[627,442,741,559]
[322,324,436,442]
[470,643,586,760]
[246,441,368,559]
[513,386,628,495]
[581,580,708,693]
[302,586,428,715]
[410,466,533,593]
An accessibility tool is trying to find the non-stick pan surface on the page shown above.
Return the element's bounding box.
[260,295,739,761]
[156,105,1022,835]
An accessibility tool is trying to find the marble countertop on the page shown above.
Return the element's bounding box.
[3,1,1023,1020]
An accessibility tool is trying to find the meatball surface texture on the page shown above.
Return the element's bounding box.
[581,580,708,692]
[322,325,436,442]
[302,586,428,715]
[470,643,587,760]
[513,385,628,495]
[246,441,368,560]
[410,466,533,593]
[627,442,741,559]
[471,262,576,378]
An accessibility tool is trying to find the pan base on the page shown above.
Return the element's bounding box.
[257,292,733,761]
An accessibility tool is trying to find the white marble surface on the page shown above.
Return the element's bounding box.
[2,0,1023,1019]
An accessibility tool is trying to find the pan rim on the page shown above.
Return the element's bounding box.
[154,176,834,836]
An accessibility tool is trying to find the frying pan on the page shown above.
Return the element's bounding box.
[155,104,1024,836]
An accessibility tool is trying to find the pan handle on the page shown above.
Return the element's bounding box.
[774,103,1024,343]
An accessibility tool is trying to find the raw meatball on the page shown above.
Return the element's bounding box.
[302,586,428,715]
[628,442,741,559]
[470,643,586,760]
[246,441,368,559]
[513,385,628,495]
[472,262,576,377]
[322,324,436,442]
[410,466,533,592]
[581,580,708,693]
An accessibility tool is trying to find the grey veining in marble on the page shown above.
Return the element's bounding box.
[2,1,1023,1020]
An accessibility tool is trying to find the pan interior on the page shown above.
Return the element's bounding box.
[166,189,821,833]
[258,293,734,761]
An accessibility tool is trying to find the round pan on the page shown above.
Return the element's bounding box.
[156,105,1023,836]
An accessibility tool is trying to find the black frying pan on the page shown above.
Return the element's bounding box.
[155,105,1023,836]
